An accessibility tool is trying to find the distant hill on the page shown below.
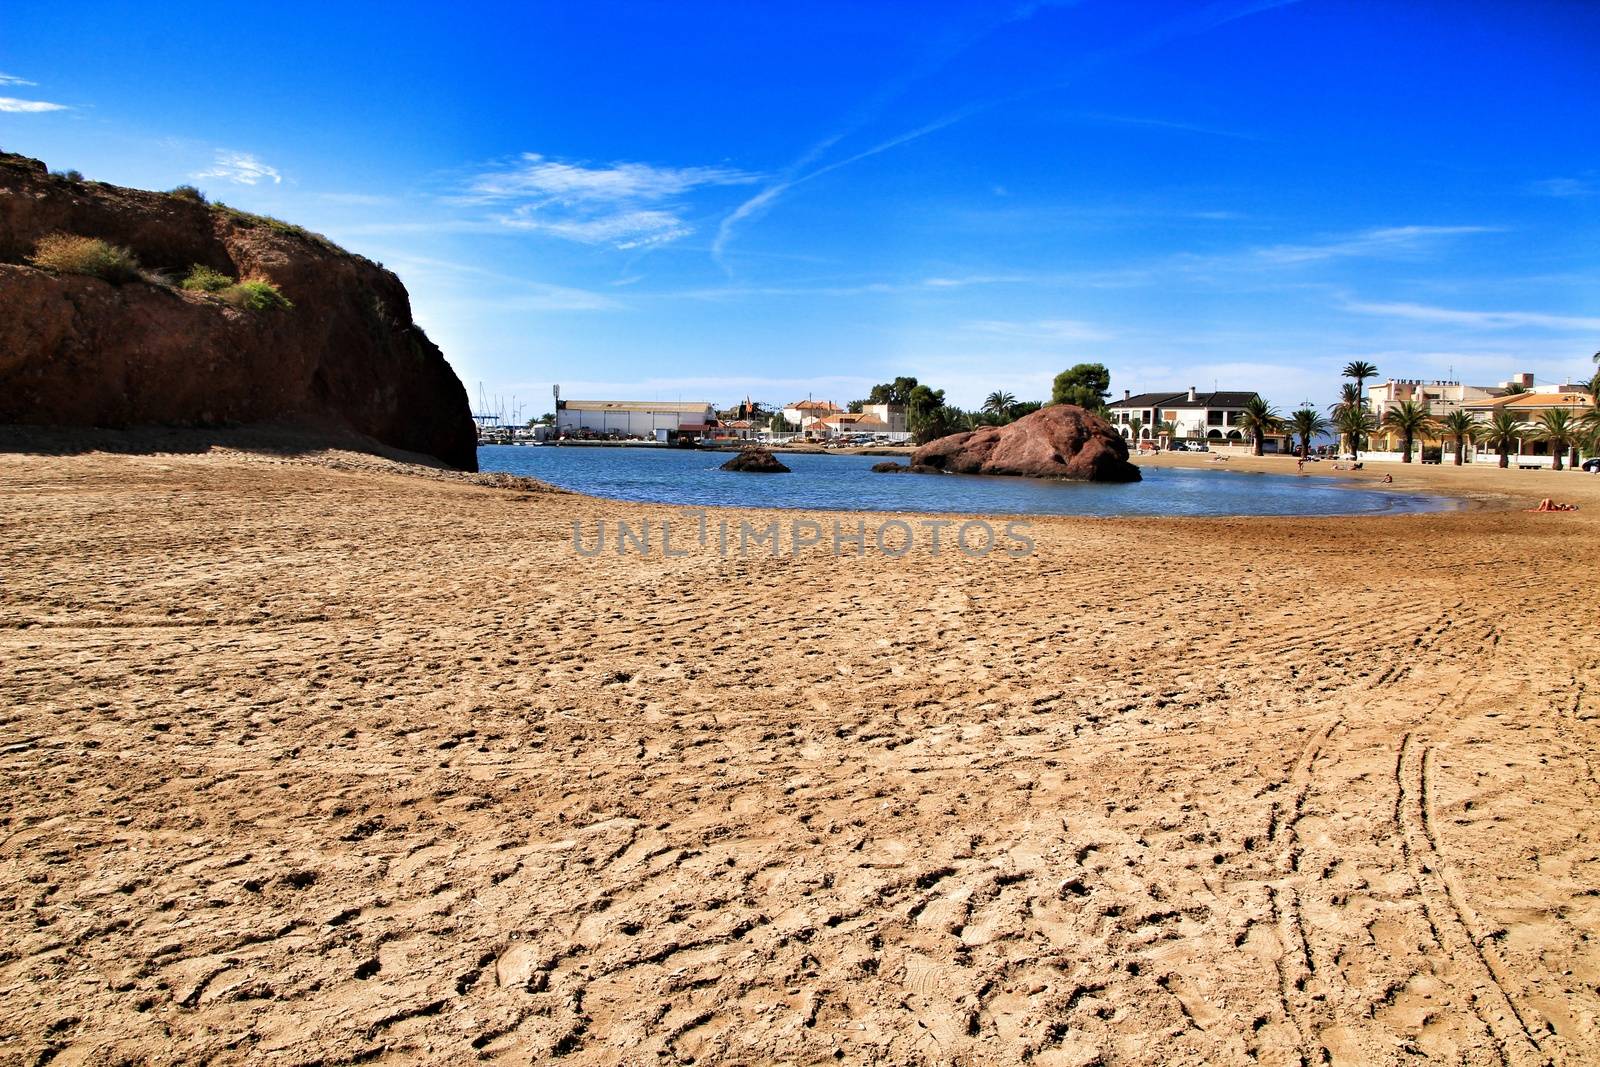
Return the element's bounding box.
[0,154,477,470]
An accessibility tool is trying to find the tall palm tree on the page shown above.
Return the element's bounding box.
[1343,361,1379,408]
[1237,396,1285,457]
[983,391,1017,421]
[1157,419,1178,448]
[1330,382,1364,413]
[1128,417,1144,445]
[1333,405,1377,462]
[1381,399,1435,463]
[1535,408,1578,472]
[1287,408,1329,458]
[1438,409,1479,466]
[1482,410,1524,469]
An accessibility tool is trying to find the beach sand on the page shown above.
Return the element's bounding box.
[2,438,1597,1065]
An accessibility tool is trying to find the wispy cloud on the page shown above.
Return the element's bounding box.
[0,96,68,113]
[1253,225,1499,265]
[0,72,38,86]
[314,191,397,207]
[712,0,1304,266]
[382,253,621,311]
[1343,300,1600,332]
[195,151,282,185]
[463,153,759,250]
[965,319,1114,342]
[1072,112,1259,141]
[1528,176,1596,199]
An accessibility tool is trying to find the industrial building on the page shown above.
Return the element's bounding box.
[554,400,715,440]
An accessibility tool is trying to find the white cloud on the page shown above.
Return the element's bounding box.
[0,73,38,86]
[194,151,282,185]
[1343,300,1600,332]
[0,97,68,113]
[469,153,755,203]
[1529,177,1596,199]
[497,206,692,249]
[965,319,1114,342]
[1256,226,1498,265]
[464,153,759,250]
[381,254,621,311]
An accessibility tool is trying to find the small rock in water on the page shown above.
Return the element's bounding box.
[721,448,791,473]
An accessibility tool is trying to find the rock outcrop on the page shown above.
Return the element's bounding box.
[721,447,790,473]
[0,154,477,470]
[909,404,1140,482]
[871,460,945,474]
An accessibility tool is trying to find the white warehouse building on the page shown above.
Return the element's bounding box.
[555,400,715,439]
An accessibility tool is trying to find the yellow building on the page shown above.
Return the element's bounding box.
[1461,390,1594,467]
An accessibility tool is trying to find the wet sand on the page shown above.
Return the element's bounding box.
[2,438,1597,1065]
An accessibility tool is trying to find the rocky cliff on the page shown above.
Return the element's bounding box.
[910,404,1141,482]
[0,154,477,470]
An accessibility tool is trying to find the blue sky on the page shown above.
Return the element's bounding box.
[4,0,1598,415]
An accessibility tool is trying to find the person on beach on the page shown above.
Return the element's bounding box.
[1382,473,1392,483]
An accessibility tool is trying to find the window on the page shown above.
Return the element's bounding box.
[1207,410,1224,426]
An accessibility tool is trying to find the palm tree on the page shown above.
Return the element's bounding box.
[1482,410,1524,469]
[1381,399,1435,463]
[1237,396,1284,457]
[1535,408,1578,472]
[1128,417,1144,445]
[1157,419,1178,448]
[1333,405,1377,461]
[1343,361,1379,409]
[1287,408,1329,458]
[983,391,1017,421]
[1438,410,1478,466]
[1582,372,1600,456]
[1330,382,1363,413]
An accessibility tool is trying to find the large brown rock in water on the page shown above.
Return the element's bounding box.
[721,447,790,473]
[911,404,1141,482]
[0,154,478,470]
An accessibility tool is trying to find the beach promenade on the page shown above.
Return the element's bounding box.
[2,442,1597,1065]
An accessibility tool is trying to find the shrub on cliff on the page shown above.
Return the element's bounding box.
[219,279,293,311]
[211,203,344,254]
[181,264,234,292]
[29,233,142,284]
[167,184,208,204]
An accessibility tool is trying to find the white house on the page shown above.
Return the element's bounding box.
[1104,388,1266,446]
[858,403,907,436]
[782,399,843,428]
[555,400,714,439]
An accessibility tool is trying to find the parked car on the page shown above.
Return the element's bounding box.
[1184,442,1210,452]
[1583,457,1600,473]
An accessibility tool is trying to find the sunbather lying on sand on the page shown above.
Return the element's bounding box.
[1527,498,1579,512]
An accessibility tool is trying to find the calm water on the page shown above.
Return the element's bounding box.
[477,445,1456,517]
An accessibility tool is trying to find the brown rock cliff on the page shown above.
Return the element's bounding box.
[0,154,477,470]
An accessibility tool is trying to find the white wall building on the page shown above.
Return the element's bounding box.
[1104,388,1267,446]
[555,400,714,438]
[859,403,907,435]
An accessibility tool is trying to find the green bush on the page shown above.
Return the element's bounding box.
[29,233,142,284]
[50,169,84,182]
[181,264,234,292]
[168,184,208,204]
[220,279,293,311]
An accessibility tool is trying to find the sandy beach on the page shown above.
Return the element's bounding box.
[2,438,1598,1066]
